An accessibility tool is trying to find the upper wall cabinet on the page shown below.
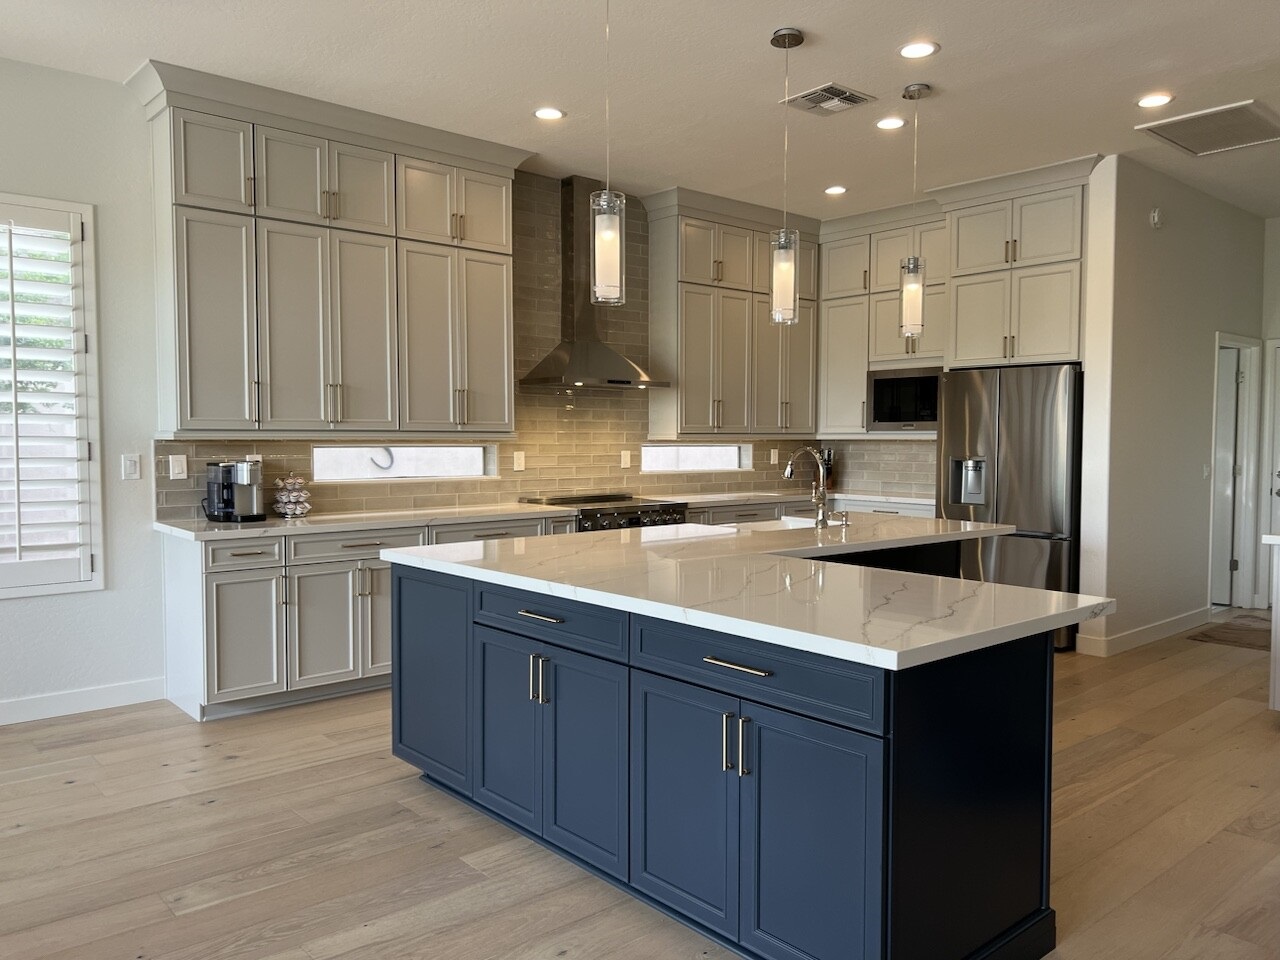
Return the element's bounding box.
[816,296,869,439]
[869,221,948,292]
[753,232,817,300]
[679,218,754,289]
[820,236,871,299]
[950,187,1082,277]
[255,126,395,235]
[398,157,512,254]
[171,110,255,214]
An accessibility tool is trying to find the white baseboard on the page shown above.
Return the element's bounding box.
[1075,608,1211,658]
[0,677,165,726]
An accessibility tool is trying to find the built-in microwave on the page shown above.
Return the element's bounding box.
[867,367,940,431]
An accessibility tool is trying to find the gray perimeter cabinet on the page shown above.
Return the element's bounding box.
[393,565,1059,960]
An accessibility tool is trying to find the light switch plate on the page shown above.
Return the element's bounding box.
[168,454,188,480]
[620,450,631,469]
[121,453,141,480]
[513,451,525,472]
[245,454,263,463]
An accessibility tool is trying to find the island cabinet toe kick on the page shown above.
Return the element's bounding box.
[391,566,1057,960]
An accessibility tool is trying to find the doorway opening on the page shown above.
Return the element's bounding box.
[1210,334,1262,608]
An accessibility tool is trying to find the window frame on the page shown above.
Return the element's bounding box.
[0,192,103,601]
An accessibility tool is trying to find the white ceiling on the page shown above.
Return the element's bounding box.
[4,0,1280,219]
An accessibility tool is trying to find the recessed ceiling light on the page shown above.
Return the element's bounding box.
[877,116,906,130]
[534,107,566,120]
[824,185,847,195]
[899,41,939,59]
[1137,93,1174,109]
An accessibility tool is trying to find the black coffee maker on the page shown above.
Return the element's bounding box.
[203,461,266,522]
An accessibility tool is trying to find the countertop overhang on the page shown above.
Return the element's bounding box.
[382,517,1113,670]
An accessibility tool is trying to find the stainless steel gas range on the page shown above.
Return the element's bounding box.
[518,492,688,532]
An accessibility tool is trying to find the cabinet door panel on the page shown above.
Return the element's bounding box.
[398,241,458,429]
[817,297,869,436]
[679,218,717,285]
[257,220,330,428]
[751,295,784,431]
[951,201,1012,276]
[752,231,772,294]
[458,249,514,430]
[457,170,512,255]
[799,240,819,302]
[473,626,542,831]
[363,560,393,676]
[205,569,285,703]
[171,110,253,213]
[739,704,884,960]
[718,224,754,290]
[950,273,1010,367]
[868,292,912,363]
[717,289,753,433]
[916,220,949,284]
[330,231,396,430]
[328,141,394,235]
[1011,262,1080,363]
[870,228,912,293]
[255,126,327,225]
[820,236,870,299]
[784,301,817,434]
[542,648,629,880]
[392,569,471,792]
[288,562,360,689]
[173,208,258,429]
[630,672,740,939]
[678,284,716,433]
[1012,187,1081,267]
[398,157,456,244]
[918,285,949,360]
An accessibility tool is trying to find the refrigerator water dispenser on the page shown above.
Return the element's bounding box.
[949,458,987,506]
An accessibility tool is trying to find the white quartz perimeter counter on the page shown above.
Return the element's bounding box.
[154,503,578,541]
[384,518,1113,670]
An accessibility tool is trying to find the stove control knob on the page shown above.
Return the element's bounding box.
[581,520,593,531]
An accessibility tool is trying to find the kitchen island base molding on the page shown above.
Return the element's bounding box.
[392,567,1058,960]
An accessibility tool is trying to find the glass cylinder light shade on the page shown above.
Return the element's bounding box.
[900,256,925,338]
[590,189,626,305]
[770,228,800,325]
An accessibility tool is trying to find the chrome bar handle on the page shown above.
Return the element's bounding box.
[458,214,464,241]
[529,653,538,701]
[1011,239,1018,262]
[279,574,288,606]
[738,716,750,777]
[518,609,565,624]
[1009,335,1016,358]
[229,550,266,557]
[251,379,261,424]
[538,656,549,704]
[1004,239,1010,263]
[331,191,339,221]
[862,269,868,290]
[340,541,384,549]
[702,655,773,678]
[246,176,255,208]
[861,400,866,428]
[321,190,330,220]
[1003,335,1009,359]
[721,712,735,771]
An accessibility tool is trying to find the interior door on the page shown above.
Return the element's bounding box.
[1212,346,1241,605]
[330,230,397,430]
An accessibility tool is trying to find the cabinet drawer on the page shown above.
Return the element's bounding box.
[706,503,782,524]
[287,527,423,564]
[430,518,545,544]
[203,537,285,572]
[475,586,628,662]
[631,616,885,734]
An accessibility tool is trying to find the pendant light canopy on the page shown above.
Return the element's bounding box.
[770,27,804,325]
[899,82,931,339]
[591,0,625,306]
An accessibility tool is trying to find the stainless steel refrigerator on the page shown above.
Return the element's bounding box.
[936,363,1082,650]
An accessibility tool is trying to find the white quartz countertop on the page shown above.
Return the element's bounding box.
[382,516,1113,670]
[1262,535,1280,545]
[153,503,577,541]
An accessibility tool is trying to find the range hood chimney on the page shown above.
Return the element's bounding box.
[519,176,668,389]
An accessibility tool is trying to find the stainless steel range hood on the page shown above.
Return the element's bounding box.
[519,176,668,389]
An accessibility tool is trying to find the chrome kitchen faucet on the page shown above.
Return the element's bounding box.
[782,446,829,529]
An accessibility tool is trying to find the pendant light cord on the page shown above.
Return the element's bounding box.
[782,45,789,231]
[604,0,611,192]
[911,96,919,216]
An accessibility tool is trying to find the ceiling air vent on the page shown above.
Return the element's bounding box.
[1136,100,1280,156]
[783,82,877,116]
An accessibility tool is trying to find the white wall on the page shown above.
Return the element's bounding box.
[0,58,163,722]
[1079,155,1265,654]
[1264,218,1280,340]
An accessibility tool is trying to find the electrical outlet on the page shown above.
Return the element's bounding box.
[121,453,141,480]
[168,454,188,480]
[245,454,263,463]
[513,451,525,472]
[770,448,779,465]
[620,450,631,469]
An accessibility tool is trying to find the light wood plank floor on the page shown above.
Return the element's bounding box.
[2,627,1278,960]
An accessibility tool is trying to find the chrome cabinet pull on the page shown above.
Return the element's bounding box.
[475,531,510,538]
[735,512,761,519]
[721,712,735,771]
[246,176,255,207]
[331,190,339,221]
[250,379,261,424]
[1002,335,1009,358]
[457,214,465,241]
[1004,239,1010,263]
[538,656,549,704]
[529,653,538,701]
[321,190,330,219]
[861,400,866,428]
[518,609,565,624]
[229,550,266,557]
[340,541,384,549]
[336,382,344,423]
[1011,238,1018,262]
[871,509,900,514]
[862,268,868,290]
[702,655,773,678]
[1009,334,1016,357]
[738,717,750,777]
[279,574,288,606]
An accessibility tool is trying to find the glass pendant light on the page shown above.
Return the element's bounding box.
[770,27,804,325]
[591,0,625,305]
[900,83,931,339]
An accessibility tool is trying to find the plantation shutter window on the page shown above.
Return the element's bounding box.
[0,196,98,593]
